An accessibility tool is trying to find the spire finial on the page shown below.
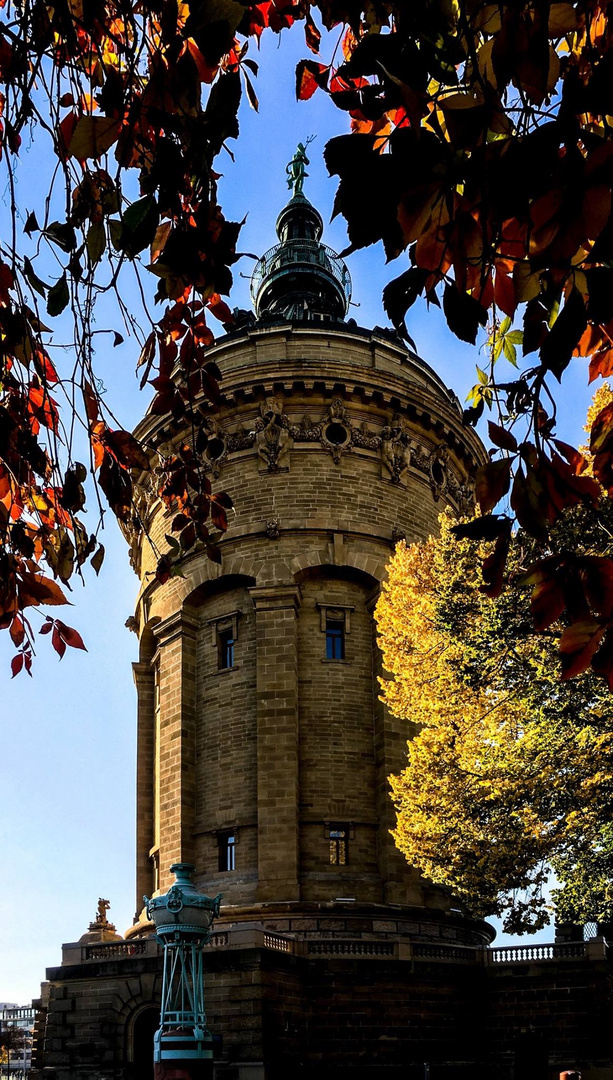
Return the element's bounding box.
[286,137,315,197]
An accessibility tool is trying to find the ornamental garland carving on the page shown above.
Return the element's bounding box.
[189,394,475,509]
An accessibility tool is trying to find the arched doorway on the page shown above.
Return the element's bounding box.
[130,1006,160,1080]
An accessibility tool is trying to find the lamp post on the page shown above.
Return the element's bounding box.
[145,863,222,1080]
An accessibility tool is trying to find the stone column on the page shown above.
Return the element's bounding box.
[153,605,199,890]
[250,584,301,902]
[133,659,155,911]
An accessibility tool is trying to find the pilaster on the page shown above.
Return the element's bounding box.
[152,605,199,890]
[132,660,155,912]
[250,584,302,902]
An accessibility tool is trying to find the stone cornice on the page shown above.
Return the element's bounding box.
[151,607,200,648]
[249,583,302,613]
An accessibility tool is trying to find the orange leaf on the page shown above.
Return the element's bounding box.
[296,60,328,101]
[588,347,613,383]
[17,571,70,609]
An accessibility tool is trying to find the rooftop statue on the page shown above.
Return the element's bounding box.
[286,139,313,197]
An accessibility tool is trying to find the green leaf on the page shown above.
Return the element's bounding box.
[123,195,157,233]
[24,211,40,237]
[23,257,48,298]
[86,222,106,266]
[503,339,517,366]
[91,544,105,575]
[108,219,123,250]
[47,273,69,317]
[45,221,77,252]
[68,116,119,160]
[506,330,524,344]
[476,365,489,385]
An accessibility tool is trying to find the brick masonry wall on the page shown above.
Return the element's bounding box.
[130,325,481,917]
[193,585,258,906]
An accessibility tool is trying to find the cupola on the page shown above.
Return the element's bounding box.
[250,143,351,322]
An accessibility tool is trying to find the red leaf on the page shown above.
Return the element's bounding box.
[11,652,23,678]
[155,555,172,584]
[207,294,233,325]
[55,619,87,651]
[480,529,510,599]
[9,615,24,646]
[475,457,514,515]
[105,429,150,470]
[552,439,588,475]
[52,624,66,658]
[83,380,100,424]
[18,572,70,609]
[210,502,228,531]
[579,557,613,619]
[559,619,605,680]
[488,421,518,453]
[531,576,565,631]
[305,13,321,53]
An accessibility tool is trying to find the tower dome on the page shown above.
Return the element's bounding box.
[250,145,351,321]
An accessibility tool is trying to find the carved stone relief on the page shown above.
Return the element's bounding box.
[254,396,292,472]
[380,414,412,485]
[320,398,353,464]
[202,417,228,478]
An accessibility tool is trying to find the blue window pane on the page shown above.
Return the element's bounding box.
[326,619,344,660]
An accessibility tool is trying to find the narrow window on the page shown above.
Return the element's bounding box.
[218,627,235,669]
[218,832,236,872]
[150,850,160,893]
[325,612,345,660]
[329,827,348,865]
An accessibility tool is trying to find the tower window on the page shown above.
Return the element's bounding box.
[218,627,235,669]
[207,610,242,671]
[325,613,345,660]
[329,826,348,865]
[218,832,236,872]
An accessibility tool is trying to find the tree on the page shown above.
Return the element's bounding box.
[375,507,613,933]
[0,1024,27,1071]
[5,0,613,679]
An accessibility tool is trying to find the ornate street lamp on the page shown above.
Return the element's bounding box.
[145,863,222,1080]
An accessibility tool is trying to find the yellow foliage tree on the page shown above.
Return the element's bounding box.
[376,511,613,934]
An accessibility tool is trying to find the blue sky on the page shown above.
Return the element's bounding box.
[0,22,595,1004]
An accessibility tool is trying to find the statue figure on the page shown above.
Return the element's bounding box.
[254,398,291,471]
[96,898,111,924]
[381,415,411,485]
[286,140,313,197]
[87,897,117,934]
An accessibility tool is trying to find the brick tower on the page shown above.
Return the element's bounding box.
[124,180,485,933]
[37,170,613,1080]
